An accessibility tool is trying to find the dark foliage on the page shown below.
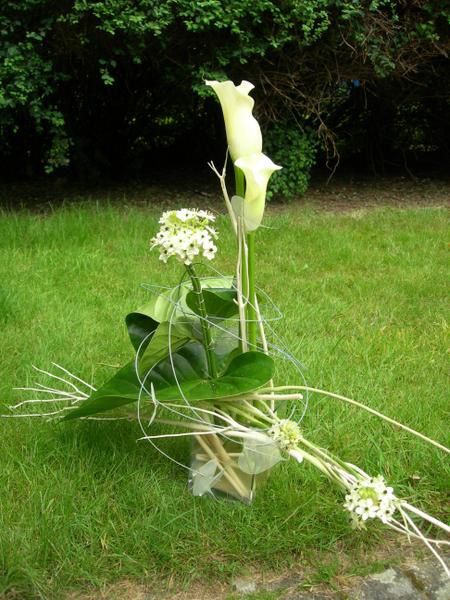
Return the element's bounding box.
[0,1,448,186]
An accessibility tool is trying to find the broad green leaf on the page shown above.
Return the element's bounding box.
[151,350,275,403]
[64,347,274,420]
[137,320,192,375]
[186,287,238,320]
[125,285,188,352]
[125,312,158,352]
[64,343,210,421]
[63,361,141,420]
[126,276,233,340]
[127,284,238,355]
[127,284,188,326]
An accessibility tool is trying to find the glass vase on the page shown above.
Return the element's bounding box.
[189,432,277,504]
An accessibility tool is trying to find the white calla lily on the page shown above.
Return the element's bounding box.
[234,152,282,231]
[205,79,262,161]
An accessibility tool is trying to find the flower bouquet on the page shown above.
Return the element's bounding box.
[7,80,449,574]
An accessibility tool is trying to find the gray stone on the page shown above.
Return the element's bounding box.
[229,556,450,599]
[405,559,450,600]
[349,567,421,599]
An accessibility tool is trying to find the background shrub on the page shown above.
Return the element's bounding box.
[0,1,448,186]
[265,122,318,200]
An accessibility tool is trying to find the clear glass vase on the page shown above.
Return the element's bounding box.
[189,432,280,504]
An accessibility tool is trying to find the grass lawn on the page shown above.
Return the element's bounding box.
[0,199,449,598]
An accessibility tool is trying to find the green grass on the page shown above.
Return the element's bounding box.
[0,202,449,598]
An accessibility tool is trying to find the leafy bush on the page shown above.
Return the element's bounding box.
[0,1,448,179]
[265,123,318,200]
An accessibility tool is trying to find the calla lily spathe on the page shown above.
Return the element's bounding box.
[234,152,282,231]
[205,80,262,161]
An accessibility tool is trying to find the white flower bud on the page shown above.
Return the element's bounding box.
[151,209,218,265]
[344,476,398,528]
[269,419,301,451]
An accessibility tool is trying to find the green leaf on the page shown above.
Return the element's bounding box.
[125,312,158,352]
[64,347,274,420]
[155,350,274,403]
[63,345,205,422]
[63,361,141,420]
[125,277,235,352]
[128,284,188,325]
[137,320,192,375]
[126,276,233,336]
[186,287,238,320]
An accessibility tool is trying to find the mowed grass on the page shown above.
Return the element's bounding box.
[0,201,449,598]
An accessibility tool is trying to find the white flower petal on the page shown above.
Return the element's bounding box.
[234,152,282,231]
[205,79,262,161]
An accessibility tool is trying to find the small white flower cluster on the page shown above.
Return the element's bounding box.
[344,476,397,528]
[269,419,302,451]
[151,209,218,265]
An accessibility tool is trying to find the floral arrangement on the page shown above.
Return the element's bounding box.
[6,80,449,575]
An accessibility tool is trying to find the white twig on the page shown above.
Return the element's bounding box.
[253,294,276,409]
[13,386,84,399]
[30,365,88,396]
[254,393,303,401]
[236,219,248,351]
[52,362,96,391]
[402,502,450,533]
[0,406,76,418]
[208,152,237,235]
[259,385,450,455]
[401,508,450,577]
[9,396,83,409]
[388,518,450,546]
[139,429,231,441]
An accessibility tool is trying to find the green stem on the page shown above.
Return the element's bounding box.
[246,231,257,349]
[226,405,267,428]
[234,165,247,352]
[294,446,346,489]
[186,264,217,379]
[234,165,257,350]
[298,436,358,484]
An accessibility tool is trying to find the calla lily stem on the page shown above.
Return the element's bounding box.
[246,231,257,349]
[234,165,249,353]
[234,165,258,350]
